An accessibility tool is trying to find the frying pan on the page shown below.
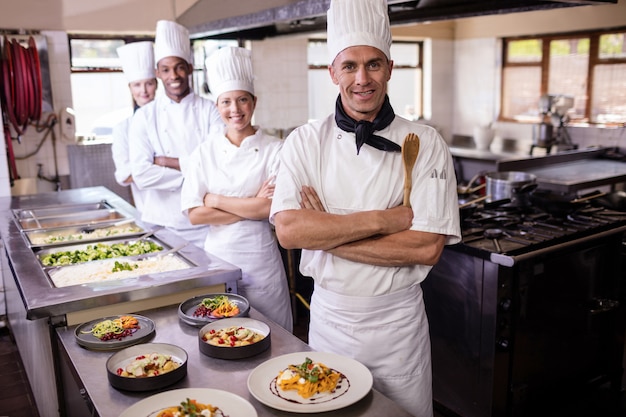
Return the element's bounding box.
[529,189,606,216]
[592,191,626,212]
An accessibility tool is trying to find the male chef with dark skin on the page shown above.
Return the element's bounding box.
[129,20,223,248]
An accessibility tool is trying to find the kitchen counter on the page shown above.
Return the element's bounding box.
[55,305,414,417]
[0,186,242,417]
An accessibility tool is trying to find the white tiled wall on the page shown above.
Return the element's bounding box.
[251,36,310,134]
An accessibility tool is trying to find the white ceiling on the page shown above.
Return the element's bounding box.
[0,0,298,34]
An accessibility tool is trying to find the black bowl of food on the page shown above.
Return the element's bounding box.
[106,343,187,391]
[198,317,270,360]
[178,293,250,327]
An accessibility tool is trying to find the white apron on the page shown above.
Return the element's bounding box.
[203,223,293,332]
[308,284,432,417]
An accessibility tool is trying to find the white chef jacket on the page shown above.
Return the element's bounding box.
[129,93,223,247]
[270,114,462,296]
[111,115,146,213]
[269,113,461,417]
[181,127,293,331]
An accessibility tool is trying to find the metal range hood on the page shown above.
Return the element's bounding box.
[183,0,617,40]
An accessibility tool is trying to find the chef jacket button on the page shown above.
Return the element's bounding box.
[337,134,342,140]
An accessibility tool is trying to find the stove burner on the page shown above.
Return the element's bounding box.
[460,203,626,256]
[484,228,503,252]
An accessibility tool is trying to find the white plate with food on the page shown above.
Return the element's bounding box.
[247,351,373,413]
[118,388,257,417]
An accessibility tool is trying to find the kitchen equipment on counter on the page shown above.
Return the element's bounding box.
[424,189,626,417]
[485,171,537,206]
[529,189,607,217]
[473,126,495,150]
[531,94,575,155]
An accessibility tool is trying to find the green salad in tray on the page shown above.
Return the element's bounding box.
[40,241,163,267]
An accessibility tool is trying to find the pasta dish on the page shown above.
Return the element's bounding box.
[156,398,224,417]
[277,357,341,399]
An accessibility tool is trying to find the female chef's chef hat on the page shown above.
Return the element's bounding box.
[154,20,191,65]
[205,46,255,99]
[326,0,392,64]
[116,41,155,83]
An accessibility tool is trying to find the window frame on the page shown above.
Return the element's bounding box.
[68,34,155,74]
[500,27,626,124]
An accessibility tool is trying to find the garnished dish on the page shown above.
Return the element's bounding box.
[75,314,156,350]
[247,351,373,413]
[155,398,226,417]
[198,318,270,359]
[276,357,342,399]
[118,388,257,417]
[178,293,250,327]
[193,295,240,318]
[115,352,181,378]
[81,315,140,341]
[39,240,163,266]
[106,343,188,392]
[201,325,265,347]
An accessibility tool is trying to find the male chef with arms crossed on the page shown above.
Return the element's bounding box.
[270,0,461,415]
[129,20,223,248]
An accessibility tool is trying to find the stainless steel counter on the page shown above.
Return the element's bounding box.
[55,306,414,417]
[0,186,242,417]
[0,186,240,321]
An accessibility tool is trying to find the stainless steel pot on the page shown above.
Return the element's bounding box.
[485,171,537,206]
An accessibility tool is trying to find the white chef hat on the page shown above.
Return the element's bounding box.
[205,46,255,99]
[327,0,392,64]
[154,20,191,64]
[116,41,155,83]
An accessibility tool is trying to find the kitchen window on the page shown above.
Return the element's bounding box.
[68,35,235,136]
[307,40,423,122]
[500,28,626,125]
[69,35,154,136]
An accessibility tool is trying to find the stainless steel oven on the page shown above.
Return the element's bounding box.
[423,204,626,417]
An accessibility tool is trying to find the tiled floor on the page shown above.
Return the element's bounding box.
[0,325,40,417]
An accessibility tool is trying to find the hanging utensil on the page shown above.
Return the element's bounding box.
[402,133,420,207]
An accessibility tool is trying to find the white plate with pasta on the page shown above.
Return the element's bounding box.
[118,388,257,417]
[247,351,373,413]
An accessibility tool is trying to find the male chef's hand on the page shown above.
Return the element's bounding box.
[300,185,325,212]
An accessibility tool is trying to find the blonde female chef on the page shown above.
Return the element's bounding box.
[181,46,293,331]
[111,41,157,214]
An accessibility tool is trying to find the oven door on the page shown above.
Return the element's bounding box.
[509,233,625,416]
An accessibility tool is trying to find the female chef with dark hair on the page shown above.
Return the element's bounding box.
[180,46,293,332]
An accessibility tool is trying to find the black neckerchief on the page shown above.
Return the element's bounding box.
[334,94,400,155]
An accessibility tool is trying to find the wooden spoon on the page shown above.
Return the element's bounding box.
[402,133,420,207]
